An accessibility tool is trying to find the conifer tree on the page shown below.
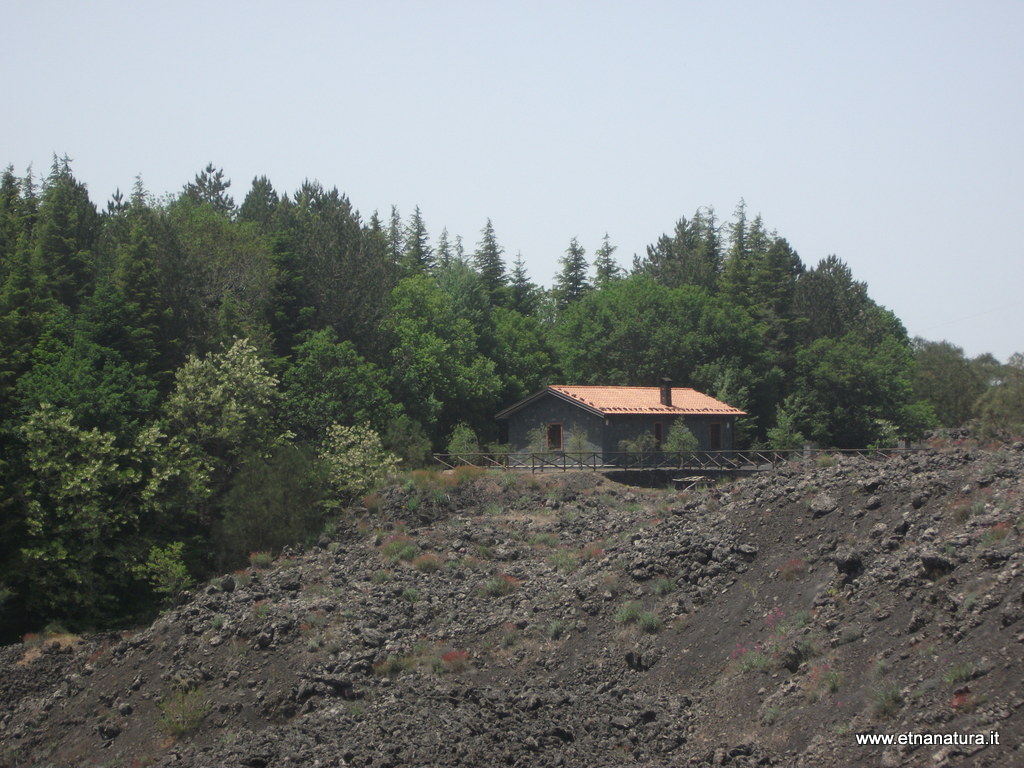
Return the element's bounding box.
[402,205,434,274]
[436,227,453,271]
[593,233,622,288]
[553,237,591,311]
[30,157,100,312]
[473,218,507,305]
[509,252,540,316]
[387,205,403,264]
[238,176,280,232]
[182,163,235,217]
[636,207,721,290]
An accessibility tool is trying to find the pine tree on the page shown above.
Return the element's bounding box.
[473,218,507,304]
[402,205,434,274]
[635,207,721,290]
[0,166,28,273]
[387,206,403,264]
[436,227,453,271]
[592,233,622,288]
[509,252,540,316]
[29,156,100,312]
[238,176,280,232]
[182,163,235,217]
[553,237,591,311]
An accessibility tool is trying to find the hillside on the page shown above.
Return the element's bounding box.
[1,441,1022,767]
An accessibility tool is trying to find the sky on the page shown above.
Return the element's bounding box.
[4,0,1022,361]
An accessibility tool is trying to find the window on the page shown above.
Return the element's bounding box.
[653,422,663,448]
[546,423,563,451]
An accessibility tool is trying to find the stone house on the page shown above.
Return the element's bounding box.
[495,380,745,456]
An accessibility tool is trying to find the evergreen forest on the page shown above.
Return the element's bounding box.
[1,158,1021,639]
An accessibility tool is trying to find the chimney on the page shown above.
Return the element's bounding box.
[660,377,672,407]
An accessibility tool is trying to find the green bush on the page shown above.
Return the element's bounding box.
[663,424,698,453]
[529,533,560,548]
[943,662,975,685]
[446,422,480,455]
[637,612,664,633]
[381,536,418,563]
[481,575,518,597]
[249,551,273,569]
[158,687,210,738]
[871,683,904,719]
[412,554,443,572]
[548,551,578,573]
[133,542,193,601]
[614,601,643,624]
[652,577,675,596]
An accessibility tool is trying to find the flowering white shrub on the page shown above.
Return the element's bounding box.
[319,423,399,505]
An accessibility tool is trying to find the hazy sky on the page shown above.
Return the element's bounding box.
[5,1,1022,361]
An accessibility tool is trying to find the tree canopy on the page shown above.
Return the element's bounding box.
[0,158,1012,639]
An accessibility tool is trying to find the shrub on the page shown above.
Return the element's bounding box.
[481,574,519,597]
[949,498,974,523]
[446,423,480,456]
[742,651,772,672]
[401,587,420,604]
[319,423,399,505]
[134,541,193,601]
[637,612,663,634]
[826,669,842,693]
[761,706,781,726]
[441,649,469,672]
[871,683,904,719]
[652,577,675,596]
[371,570,393,584]
[982,522,1012,545]
[777,558,806,581]
[217,443,329,564]
[615,601,662,631]
[158,687,210,738]
[943,662,975,685]
[407,468,455,490]
[733,642,772,672]
[547,620,565,640]
[380,535,418,563]
[249,551,273,569]
[529,533,560,548]
[615,601,643,625]
[453,465,486,484]
[548,551,578,574]
[949,690,977,712]
[663,423,699,453]
[578,541,605,561]
[412,554,443,573]
[373,655,415,676]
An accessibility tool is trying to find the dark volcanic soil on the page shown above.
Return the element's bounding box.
[2,442,1023,768]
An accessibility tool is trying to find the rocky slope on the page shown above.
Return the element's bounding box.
[1,441,1022,768]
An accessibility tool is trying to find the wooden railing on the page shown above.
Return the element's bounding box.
[432,448,920,473]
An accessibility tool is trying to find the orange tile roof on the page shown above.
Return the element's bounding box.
[549,385,746,416]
